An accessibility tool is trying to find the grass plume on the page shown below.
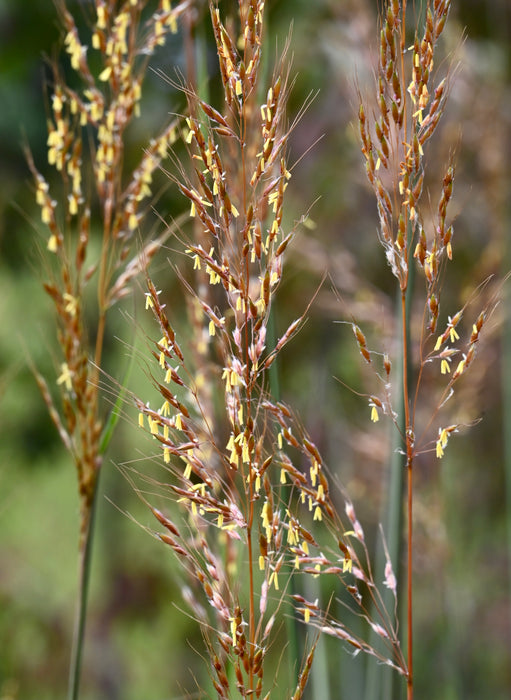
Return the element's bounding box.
[27,1,192,697]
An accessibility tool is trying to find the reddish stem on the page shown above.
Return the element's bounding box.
[407,453,413,700]
[401,287,413,699]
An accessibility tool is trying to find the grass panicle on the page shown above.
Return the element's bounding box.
[356,1,498,697]
[130,1,411,696]
[27,2,194,698]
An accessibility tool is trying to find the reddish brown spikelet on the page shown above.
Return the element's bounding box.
[428,293,439,334]
[291,648,315,700]
[353,323,371,363]
[151,507,180,537]
[159,533,188,557]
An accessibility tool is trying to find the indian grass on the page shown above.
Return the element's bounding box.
[130,1,407,696]
[28,2,193,698]
[356,1,501,697]
[29,1,501,698]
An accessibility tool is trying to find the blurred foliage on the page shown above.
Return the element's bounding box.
[0,0,510,698]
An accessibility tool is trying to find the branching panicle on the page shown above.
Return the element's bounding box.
[130,1,412,695]
[354,3,496,697]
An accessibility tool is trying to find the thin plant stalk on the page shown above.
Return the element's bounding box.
[365,282,410,700]
[398,2,414,690]
[67,477,100,700]
[503,238,511,636]
[68,332,137,699]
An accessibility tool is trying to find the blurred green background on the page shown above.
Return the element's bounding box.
[1,0,510,698]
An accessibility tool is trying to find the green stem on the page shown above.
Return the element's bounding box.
[67,319,137,699]
[67,472,101,700]
[364,282,410,700]
[267,305,302,693]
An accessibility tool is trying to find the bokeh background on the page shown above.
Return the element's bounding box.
[1,0,510,698]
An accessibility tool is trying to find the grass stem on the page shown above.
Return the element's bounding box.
[67,472,101,700]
